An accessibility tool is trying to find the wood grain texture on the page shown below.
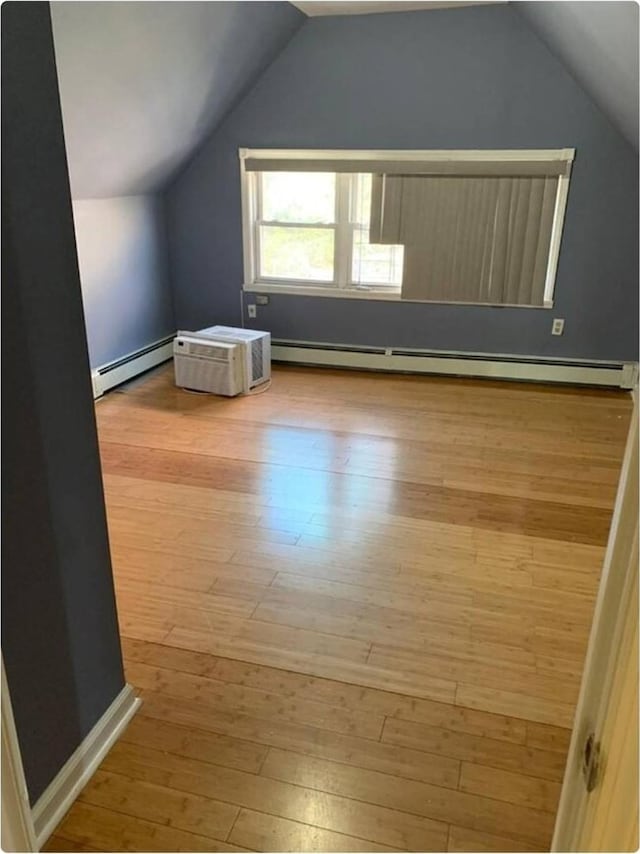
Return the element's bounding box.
[447,825,542,852]
[49,365,630,851]
[458,762,562,811]
[228,809,405,852]
[42,838,102,853]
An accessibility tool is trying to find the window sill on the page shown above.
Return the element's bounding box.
[244,283,402,301]
[243,283,553,308]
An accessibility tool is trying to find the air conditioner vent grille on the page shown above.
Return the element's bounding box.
[190,343,230,360]
[251,339,264,381]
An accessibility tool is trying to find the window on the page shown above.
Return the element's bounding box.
[240,149,574,306]
[248,169,403,294]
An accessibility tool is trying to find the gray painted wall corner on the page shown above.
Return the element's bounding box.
[72,195,176,369]
[51,0,305,370]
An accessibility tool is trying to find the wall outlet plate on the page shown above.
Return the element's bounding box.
[247,304,257,319]
[552,318,565,335]
[255,294,270,306]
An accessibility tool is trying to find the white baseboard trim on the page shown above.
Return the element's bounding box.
[91,335,175,399]
[32,684,140,848]
[271,343,638,389]
[2,660,38,852]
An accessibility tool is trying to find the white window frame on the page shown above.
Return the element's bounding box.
[253,171,337,289]
[239,148,574,307]
[243,170,403,299]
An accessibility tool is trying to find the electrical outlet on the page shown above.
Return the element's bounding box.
[247,304,257,319]
[255,294,270,306]
[552,318,565,336]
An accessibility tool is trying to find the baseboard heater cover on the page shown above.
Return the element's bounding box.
[271,341,638,389]
[91,334,175,398]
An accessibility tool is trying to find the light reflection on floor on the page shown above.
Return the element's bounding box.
[258,424,396,541]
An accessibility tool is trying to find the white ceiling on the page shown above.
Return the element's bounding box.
[291,1,504,16]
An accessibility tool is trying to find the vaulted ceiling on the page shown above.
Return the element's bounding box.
[51,0,638,202]
[516,1,638,151]
[290,1,504,15]
[290,0,638,150]
[50,2,304,199]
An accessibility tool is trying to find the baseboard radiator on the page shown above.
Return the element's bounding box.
[91,334,175,399]
[271,341,638,389]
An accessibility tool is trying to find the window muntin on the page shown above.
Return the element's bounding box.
[352,227,404,286]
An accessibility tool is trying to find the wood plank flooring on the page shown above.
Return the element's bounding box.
[45,364,631,852]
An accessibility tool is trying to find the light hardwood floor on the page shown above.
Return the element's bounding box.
[45,364,632,853]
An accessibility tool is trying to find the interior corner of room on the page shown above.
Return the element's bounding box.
[2,1,638,853]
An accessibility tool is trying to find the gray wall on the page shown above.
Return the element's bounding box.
[517,1,639,151]
[2,1,124,803]
[73,195,175,368]
[50,1,304,198]
[166,3,638,362]
[51,0,303,371]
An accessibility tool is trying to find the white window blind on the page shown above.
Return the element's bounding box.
[370,173,561,306]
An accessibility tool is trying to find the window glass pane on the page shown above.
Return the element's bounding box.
[260,226,334,281]
[352,228,404,286]
[350,173,404,287]
[262,172,335,223]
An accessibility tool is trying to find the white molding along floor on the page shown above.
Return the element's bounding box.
[31,684,140,849]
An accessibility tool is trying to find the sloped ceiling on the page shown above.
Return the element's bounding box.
[50,2,304,199]
[291,1,504,15]
[51,0,637,201]
[516,1,638,151]
[287,1,638,152]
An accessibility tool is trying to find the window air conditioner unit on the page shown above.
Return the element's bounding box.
[173,326,270,396]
